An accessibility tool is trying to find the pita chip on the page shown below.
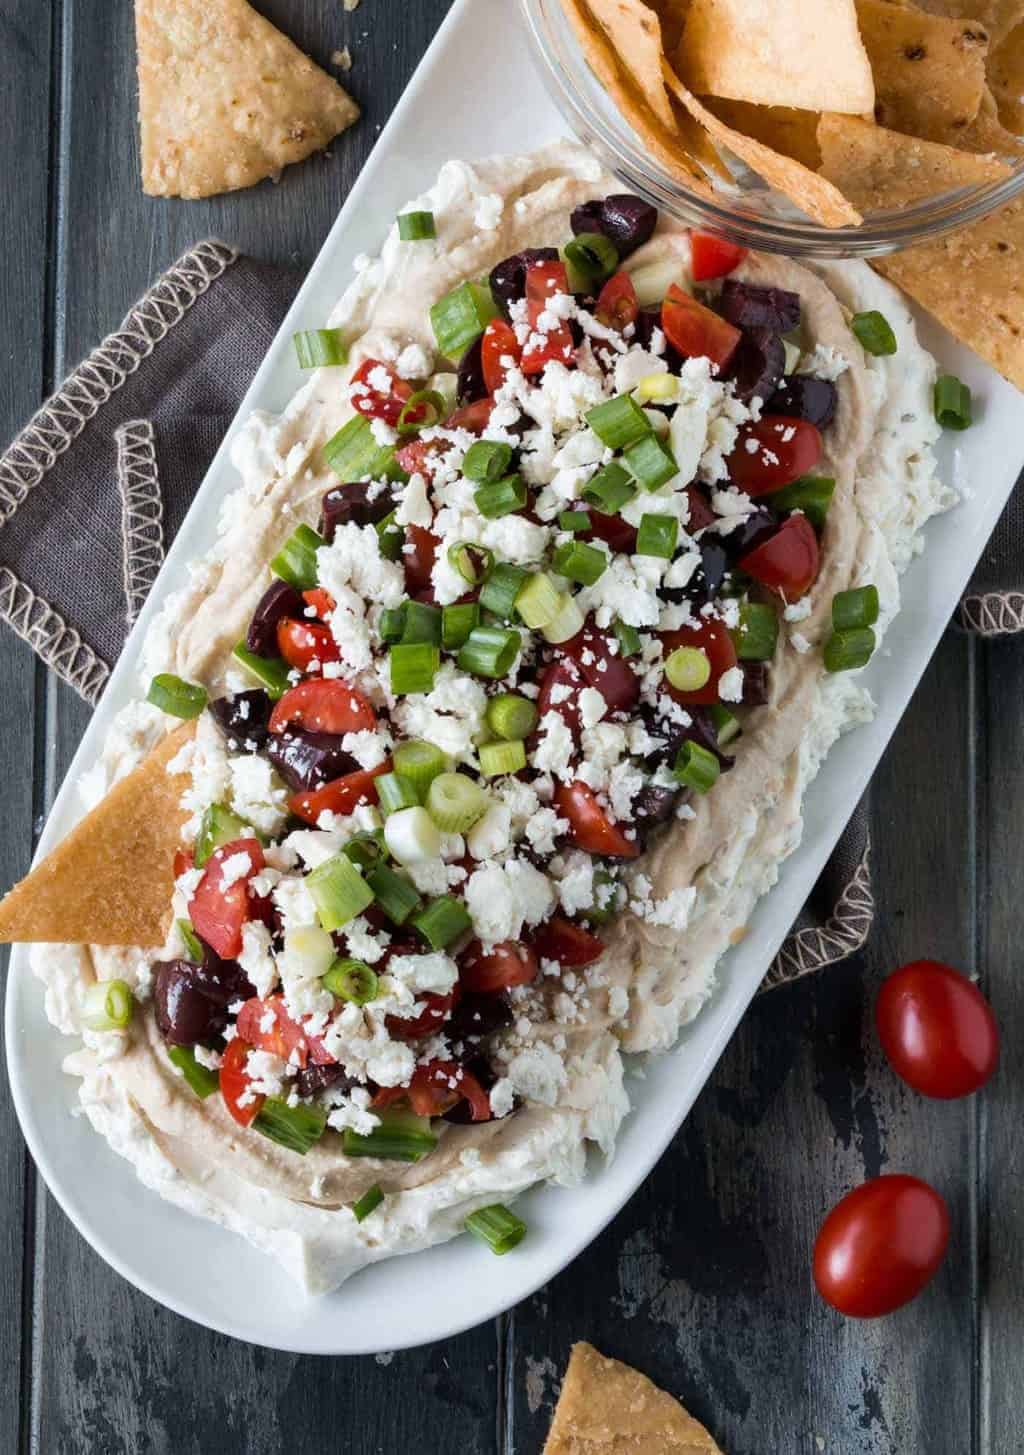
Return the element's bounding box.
[856,0,990,142]
[584,0,679,129]
[910,0,1024,48]
[819,115,1024,389]
[646,0,691,54]
[543,1342,724,1454]
[700,97,823,170]
[676,0,875,114]
[135,0,360,199]
[956,84,1024,154]
[989,20,1024,130]
[0,723,196,948]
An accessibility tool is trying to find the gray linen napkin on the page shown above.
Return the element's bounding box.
[8,239,1003,991]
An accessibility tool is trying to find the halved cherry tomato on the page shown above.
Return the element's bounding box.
[555,782,640,859]
[876,960,999,1100]
[738,514,820,598]
[387,989,459,1041]
[481,318,522,395]
[373,1061,492,1122]
[189,838,264,961]
[396,435,446,477]
[276,618,341,672]
[522,260,576,376]
[690,232,747,282]
[531,915,605,968]
[302,588,336,621]
[220,1038,264,1128]
[403,523,439,594]
[460,939,539,994]
[236,993,335,1069]
[661,284,740,371]
[444,396,496,434]
[685,485,716,533]
[586,508,637,555]
[536,658,584,737]
[269,678,376,736]
[349,358,422,428]
[660,618,738,706]
[561,620,641,712]
[289,761,391,825]
[725,415,823,494]
[595,271,640,331]
[813,1175,950,1318]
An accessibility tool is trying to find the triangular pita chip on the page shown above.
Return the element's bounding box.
[988,20,1024,131]
[818,115,1024,389]
[911,0,1024,48]
[646,0,691,54]
[855,0,991,143]
[675,0,875,114]
[135,0,360,199]
[0,723,196,947]
[700,97,824,171]
[543,1343,725,1454]
[956,84,1024,154]
[584,0,678,129]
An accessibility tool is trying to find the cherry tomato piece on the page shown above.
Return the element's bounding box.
[289,761,391,825]
[531,915,605,968]
[660,619,738,706]
[522,261,576,376]
[813,1175,950,1318]
[372,1061,491,1122]
[555,782,640,859]
[685,486,716,533]
[738,514,820,599]
[387,989,459,1041]
[276,618,341,672]
[561,620,640,712]
[661,284,741,371]
[876,959,999,1099]
[595,271,640,331]
[481,318,522,395]
[268,678,376,735]
[460,939,539,994]
[725,415,823,494]
[444,396,496,434]
[690,232,747,282]
[586,508,638,555]
[220,1038,264,1128]
[396,436,445,478]
[536,658,584,738]
[349,358,419,428]
[403,523,439,594]
[189,838,264,961]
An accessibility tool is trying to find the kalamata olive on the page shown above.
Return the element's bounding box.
[443,1055,502,1124]
[726,327,785,404]
[266,729,360,793]
[190,947,256,1007]
[645,704,734,772]
[632,308,684,369]
[208,690,272,751]
[719,279,801,333]
[446,993,514,1045]
[570,195,658,259]
[296,1063,355,1099]
[662,538,729,606]
[456,334,488,405]
[246,580,304,656]
[488,247,560,318]
[320,482,394,540]
[741,662,770,706]
[154,961,227,1047]
[766,375,837,429]
[723,506,782,561]
[633,783,679,825]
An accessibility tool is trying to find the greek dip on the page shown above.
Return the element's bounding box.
[35,145,955,1294]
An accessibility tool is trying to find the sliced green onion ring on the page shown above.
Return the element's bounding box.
[541,593,585,645]
[465,1204,527,1255]
[514,571,561,630]
[322,958,380,1005]
[379,605,406,643]
[582,461,636,515]
[167,1045,219,1099]
[479,739,527,778]
[823,626,876,673]
[82,979,134,1033]
[365,864,422,925]
[231,643,291,700]
[389,643,441,695]
[552,540,607,586]
[586,394,652,450]
[664,645,711,693]
[709,703,741,747]
[352,1184,385,1222]
[393,739,449,793]
[426,772,489,833]
[448,541,494,586]
[376,771,422,816]
[194,802,251,868]
[176,919,204,961]
[398,210,436,241]
[463,439,512,483]
[306,854,375,931]
[559,509,590,533]
[851,310,898,357]
[613,619,642,658]
[767,475,835,530]
[147,673,208,720]
[832,585,880,632]
[486,693,538,741]
[623,431,678,492]
[673,740,721,794]
[479,563,529,620]
[255,1099,328,1156]
[293,328,348,369]
[342,1109,438,1162]
[401,600,443,646]
[733,602,779,662]
[636,514,678,559]
[413,895,472,951]
[563,231,619,285]
[441,602,480,650]
[430,280,499,360]
[475,474,527,519]
[396,389,446,435]
[457,625,521,679]
[934,374,972,430]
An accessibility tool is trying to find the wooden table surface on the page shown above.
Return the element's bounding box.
[1,3,1021,1451]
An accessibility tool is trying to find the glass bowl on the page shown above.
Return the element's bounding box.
[521,0,1024,258]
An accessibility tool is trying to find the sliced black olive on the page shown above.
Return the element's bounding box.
[208,690,272,752]
[488,248,560,318]
[719,279,801,333]
[320,482,394,541]
[570,195,658,259]
[765,376,837,430]
[265,729,360,793]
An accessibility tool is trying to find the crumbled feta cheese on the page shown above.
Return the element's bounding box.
[464,858,555,943]
[717,666,745,703]
[578,686,608,730]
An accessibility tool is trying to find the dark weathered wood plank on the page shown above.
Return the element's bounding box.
[509,632,978,1455]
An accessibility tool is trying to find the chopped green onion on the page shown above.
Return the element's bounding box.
[430,280,499,360]
[322,957,379,1005]
[255,1098,327,1156]
[323,414,401,484]
[176,919,204,961]
[146,673,208,720]
[613,619,642,657]
[343,830,387,871]
[284,924,336,979]
[167,1045,219,1099]
[393,740,448,795]
[465,1204,527,1255]
[306,853,374,931]
[457,625,521,678]
[486,693,538,741]
[396,389,446,435]
[293,328,347,369]
[563,231,619,285]
[673,740,720,794]
[442,602,480,650]
[851,310,898,357]
[541,593,585,645]
[401,600,443,646]
[586,394,652,450]
[82,979,133,1033]
[194,803,251,868]
[934,374,972,430]
[479,739,527,777]
[385,805,442,864]
[398,210,436,241]
[389,643,440,695]
[365,864,422,925]
[832,585,879,632]
[514,571,561,630]
[377,511,405,562]
[463,439,513,482]
[426,772,489,833]
[559,509,590,533]
[413,895,473,950]
[582,461,637,515]
[664,645,711,693]
[709,703,741,747]
[636,514,678,559]
[733,602,779,662]
[342,1109,438,1162]
[623,431,678,491]
[767,475,835,530]
[552,539,607,586]
[352,1184,385,1222]
[231,642,291,700]
[448,541,494,586]
[271,525,326,590]
[376,772,421,816]
[634,372,678,403]
[823,626,876,673]
[479,563,529,620]
[475,473,527,519]
[379,605,406,643]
